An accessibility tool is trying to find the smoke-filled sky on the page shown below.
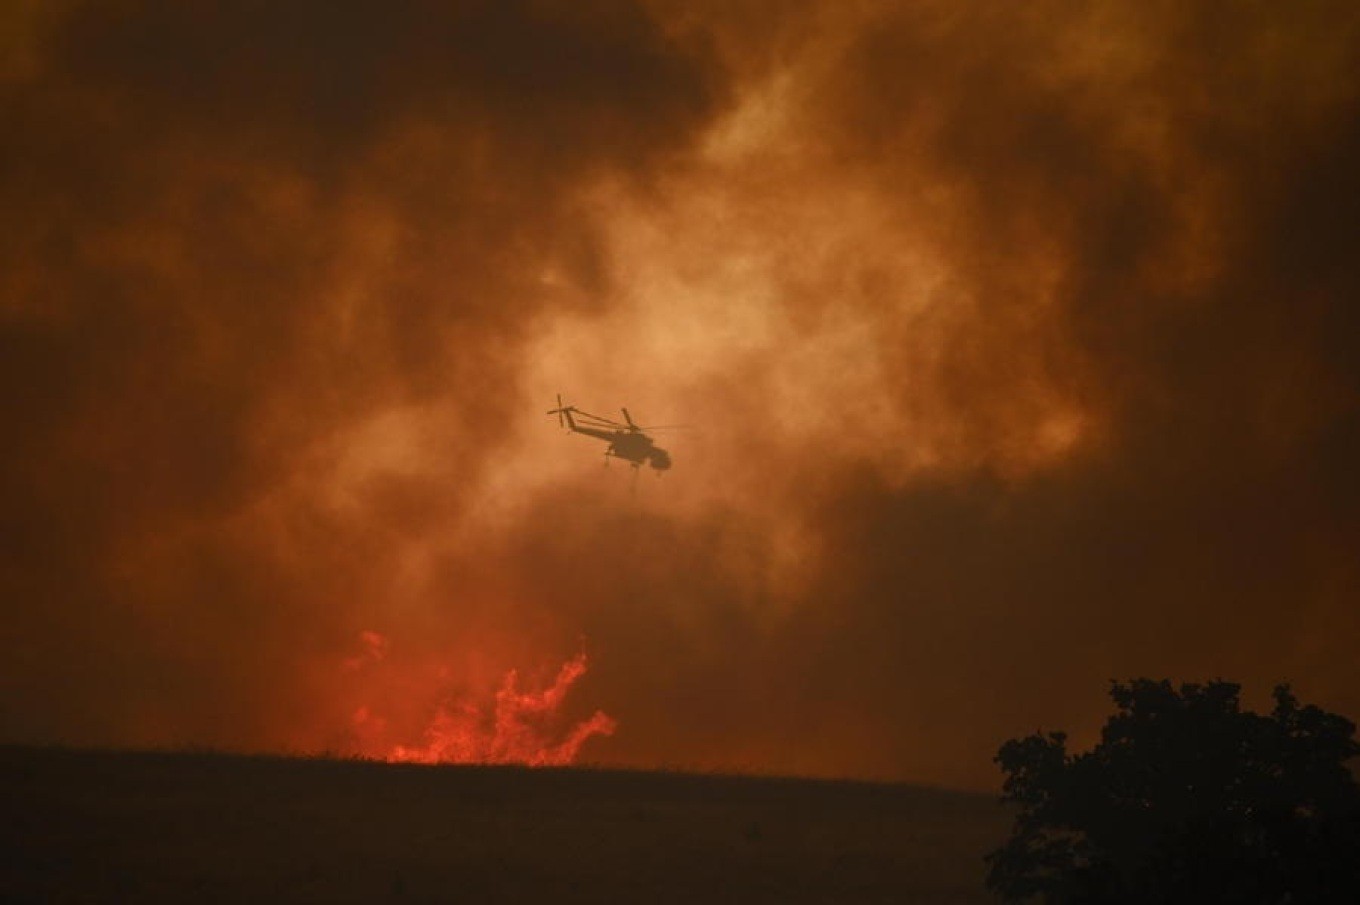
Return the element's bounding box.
[3,1,1359,789]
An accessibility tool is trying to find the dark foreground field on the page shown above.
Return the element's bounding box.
[3,746,1008,903]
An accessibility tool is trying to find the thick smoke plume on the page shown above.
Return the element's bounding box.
[3,1,1358,787]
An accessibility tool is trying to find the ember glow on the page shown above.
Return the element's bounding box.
[346,633,615,767]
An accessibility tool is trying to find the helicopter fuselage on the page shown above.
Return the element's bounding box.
[558,411,671,470]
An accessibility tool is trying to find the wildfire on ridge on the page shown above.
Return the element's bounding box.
[347,632,617,767]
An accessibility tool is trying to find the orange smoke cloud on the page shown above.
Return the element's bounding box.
[3,1,1359,791]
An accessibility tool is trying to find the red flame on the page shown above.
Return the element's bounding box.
[342,629,389,671]
[345,632,616,767]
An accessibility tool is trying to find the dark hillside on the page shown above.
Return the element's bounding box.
[3,746,1005,903]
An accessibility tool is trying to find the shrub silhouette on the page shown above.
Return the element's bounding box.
[987,680,1360,903]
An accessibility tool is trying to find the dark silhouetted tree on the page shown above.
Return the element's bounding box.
[987,680,1360,903]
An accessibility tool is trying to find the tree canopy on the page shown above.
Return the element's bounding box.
[987,679,1360,903]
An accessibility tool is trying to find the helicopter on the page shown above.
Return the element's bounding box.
[547,394,676,472]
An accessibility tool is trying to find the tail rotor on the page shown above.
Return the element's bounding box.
[547,393,569,429]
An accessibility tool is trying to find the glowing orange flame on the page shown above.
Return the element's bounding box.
[342,629,389,671]
[346,632,616,766]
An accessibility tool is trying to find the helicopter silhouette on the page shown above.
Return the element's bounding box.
[547,394,677,472]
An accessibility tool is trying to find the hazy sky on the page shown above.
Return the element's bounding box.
[3,0,1358,789]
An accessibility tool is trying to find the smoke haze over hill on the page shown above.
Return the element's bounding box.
[3,1,1358,788]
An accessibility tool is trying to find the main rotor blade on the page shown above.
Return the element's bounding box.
[571,410,627,428]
